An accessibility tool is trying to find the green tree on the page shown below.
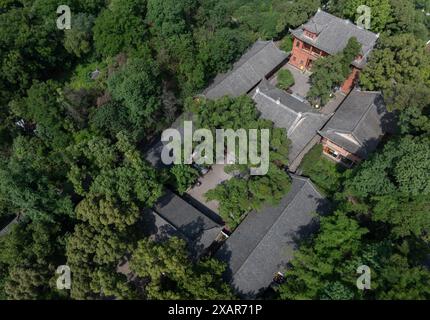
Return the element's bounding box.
[188,95,259,131]
[207,165,291,228]
[130,237,234,299]
[280,35,293,52]
[64,13,95,58]
[398,105,430,135]
[278,211,368,299]
[189,95,290,228]
[76,0,108,14]
[206,177,250,227]
[169,165,199,195]
[345,136,430,198]
[93,0,147,57]
[107,57,163,138]
[343,135,430,243]
[375,254,430,299]
[147,0,196,38]
[10,80,74,149]
[0,136,73,222]
[388,0,429,40]
[231,0,320,39]
[276,69,295,90]
[308,37,361,106]
[299,144,345,196]
[373,194,430,240]
[0,3,71,100]
[89,101,131,139]
[360,33,430,111]
[0,219,69,300]
[65,223,137,300]
[3,266,50,300]
[196,27,252,80]
[68,132,163,230]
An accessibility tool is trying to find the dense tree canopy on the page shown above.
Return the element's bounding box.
[329,0,429,38]
[360,33,430,111]
[93,0,148,58]
[130,237,235,299]
[107,56,164,138]
[0,0,429,301]
[169,164,199,195]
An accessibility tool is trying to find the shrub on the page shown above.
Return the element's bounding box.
[277,69,295,90]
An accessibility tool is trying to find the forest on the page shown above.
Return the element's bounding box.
[0,0,429,300]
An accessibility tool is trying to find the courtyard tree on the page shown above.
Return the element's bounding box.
[276,69,295,90]
[107,57,163,139]
[64,13,95,58]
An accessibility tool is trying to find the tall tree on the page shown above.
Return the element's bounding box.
[64,13,95,58]
[107,57,163,138]
[93,0,147,57]
[308,37,361,106]
[130,237,234,299]
[360,33,430,111]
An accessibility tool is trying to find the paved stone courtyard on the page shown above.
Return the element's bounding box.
[281,63,312,99]
[186,164,233,215]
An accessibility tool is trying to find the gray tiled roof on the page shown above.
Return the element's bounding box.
[151,189,223,257]
[251,80,331,164]
[141,208,182,242]
[215,175,330,298]
[203,41,289,99]
[0,216,18,237]
[290,9,379,68]
[319,89,394,158]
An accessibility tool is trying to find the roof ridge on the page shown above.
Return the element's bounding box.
[233,40,273,70]
[151,210,179,232]
[156,190,222,226]
[206,41,273,94]
[290,174,325,198]
[254,88,300,116]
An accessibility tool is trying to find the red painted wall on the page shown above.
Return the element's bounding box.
[340,67,360,93]
[289,38,322,70]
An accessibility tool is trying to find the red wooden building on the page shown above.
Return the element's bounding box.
[289,9,379,93]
